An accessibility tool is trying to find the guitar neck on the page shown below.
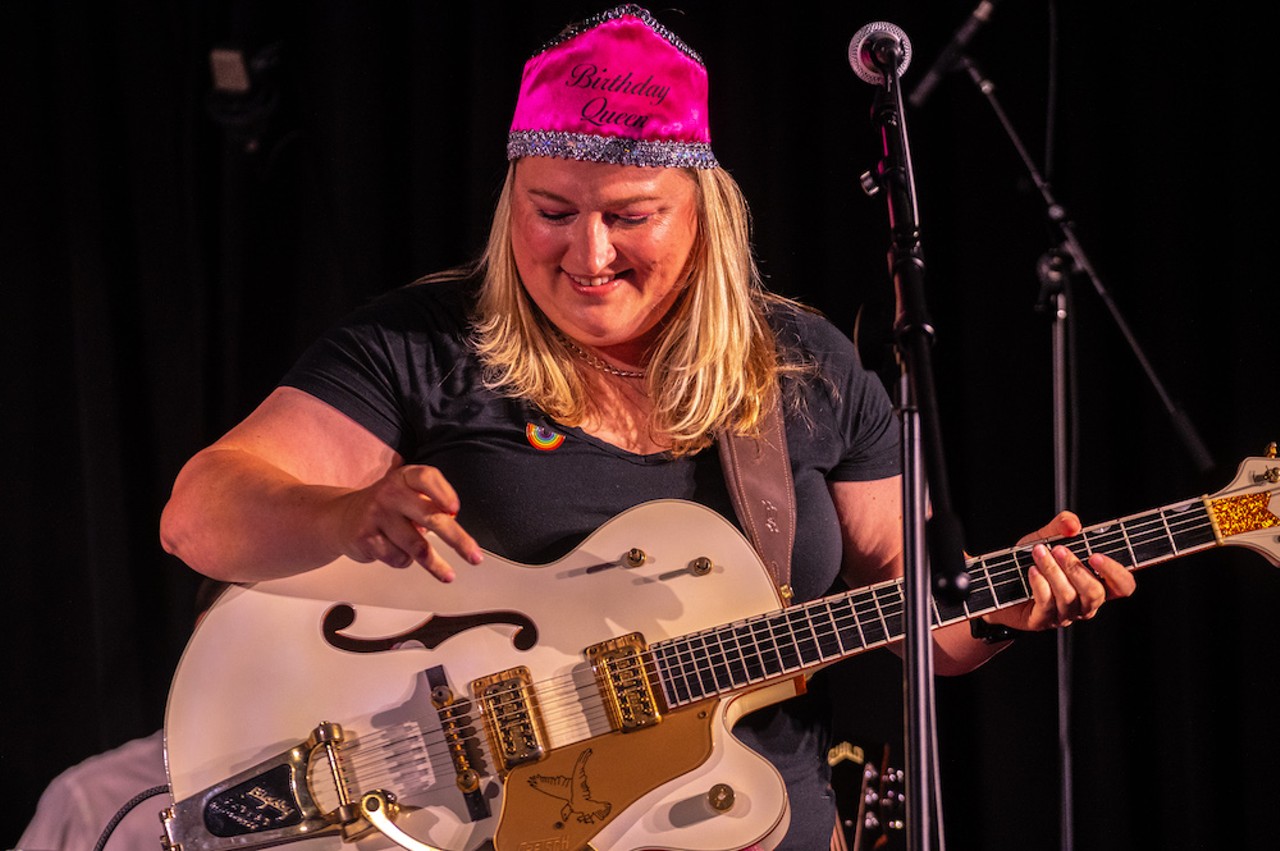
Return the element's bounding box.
[650,496,1220,709]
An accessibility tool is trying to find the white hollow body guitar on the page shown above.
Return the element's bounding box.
[162,451,1280,851]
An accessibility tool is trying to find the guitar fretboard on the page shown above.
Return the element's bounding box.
[649,497,1219,709]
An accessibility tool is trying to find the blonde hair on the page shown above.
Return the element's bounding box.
[471,162,788,456]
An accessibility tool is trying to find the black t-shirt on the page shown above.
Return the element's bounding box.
[282,276,901,848]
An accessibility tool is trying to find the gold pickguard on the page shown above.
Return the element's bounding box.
[497,704,716,851]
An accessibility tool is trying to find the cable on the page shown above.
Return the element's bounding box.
[92,784,170,851]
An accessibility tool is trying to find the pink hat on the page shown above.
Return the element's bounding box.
[507,4,717,169]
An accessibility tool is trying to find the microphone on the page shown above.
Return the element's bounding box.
[848,22,912,86]
[908,0,1002,107]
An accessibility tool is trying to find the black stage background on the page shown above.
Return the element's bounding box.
[2,2,1276,849]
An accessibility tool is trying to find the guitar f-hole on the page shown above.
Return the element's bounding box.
[322,605,540,654]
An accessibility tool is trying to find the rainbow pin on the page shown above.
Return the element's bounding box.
[526,423,566,451]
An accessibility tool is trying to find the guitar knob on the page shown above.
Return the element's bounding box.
[707,783,735,811]
[689,556,713,576]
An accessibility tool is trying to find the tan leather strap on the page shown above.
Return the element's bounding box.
[717,394,796,603]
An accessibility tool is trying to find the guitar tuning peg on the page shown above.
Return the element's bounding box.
[1266,442,1277,459]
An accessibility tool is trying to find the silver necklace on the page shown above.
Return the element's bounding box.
[555,331,647,379]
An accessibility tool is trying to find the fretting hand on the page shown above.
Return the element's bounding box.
[986,511,1137,632]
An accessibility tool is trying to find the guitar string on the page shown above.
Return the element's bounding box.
[343,733,431,785]
[426,489,1257,786]
[639,505,1231,705]
[433,497,1236,742]
[318,729,434,799]
[331,668,619,800]
[316,491,1271,795]
[537,503,1226,711]
[327,497,1240,802]
[341,506,1173,802]
[474,505,1226,716]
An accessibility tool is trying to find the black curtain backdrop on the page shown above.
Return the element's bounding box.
[2,2,1275,849]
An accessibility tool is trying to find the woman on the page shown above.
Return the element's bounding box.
[161,6,1134,849]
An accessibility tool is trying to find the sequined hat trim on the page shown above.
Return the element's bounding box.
[506,131,717,169]
[536,4,705,66]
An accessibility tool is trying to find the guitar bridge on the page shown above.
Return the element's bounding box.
[586,632,662,731]
[161,722,365,851]
[425,665,491,823]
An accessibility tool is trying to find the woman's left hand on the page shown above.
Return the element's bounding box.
[986,511,1137,632]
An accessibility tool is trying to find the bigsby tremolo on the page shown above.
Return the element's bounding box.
[162,721,440,851]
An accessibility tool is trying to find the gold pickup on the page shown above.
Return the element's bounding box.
[586,632,663,732]
[472,666,546,774]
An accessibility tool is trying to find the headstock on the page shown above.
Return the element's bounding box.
[1204,445,1280,567]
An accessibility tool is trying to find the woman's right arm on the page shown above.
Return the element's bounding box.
[159,386,481,583]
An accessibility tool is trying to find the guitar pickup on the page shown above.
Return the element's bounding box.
[586,632,662,732]
[472,666,547,773]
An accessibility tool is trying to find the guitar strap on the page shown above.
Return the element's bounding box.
[717,390,796,605]
[721,397,853,851]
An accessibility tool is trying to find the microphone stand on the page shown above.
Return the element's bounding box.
[862,41,970,851]
[953,53,1216,851]
[955,56,1215,475]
